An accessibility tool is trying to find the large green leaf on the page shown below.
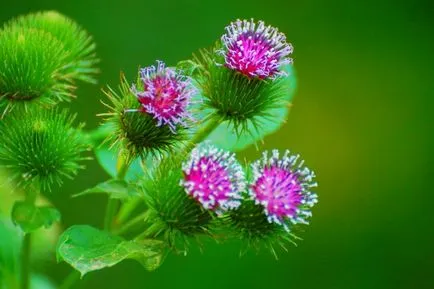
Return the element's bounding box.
[11,201,60,233]
[205,64,297,151]
[73,179,140,200]
[56,225,164,277]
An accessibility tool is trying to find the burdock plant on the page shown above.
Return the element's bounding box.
[0,13,318,289]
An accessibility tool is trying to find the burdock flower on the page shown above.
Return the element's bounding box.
[181,143,245,214]
[221,19,293,79]
[250,150,318,231]
[131,61,195,132]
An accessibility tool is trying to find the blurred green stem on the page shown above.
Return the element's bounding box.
[58,271,80,289]
[21,186,38,289]
[21,233,31,289]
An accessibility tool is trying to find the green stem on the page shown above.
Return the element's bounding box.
[113,211,148,236]
[58,271,80,289]
[103,199,118,231]
[115,197,141,226]
[20,233,31,289]
[103,153,131,231]
[188,115,221,150]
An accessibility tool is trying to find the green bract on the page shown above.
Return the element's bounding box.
[141,157,213,253]
[0,108,88,191]
[101,75,186,160]
[225,199,300,257]
[0,27,73,115]
[3,10,99,83]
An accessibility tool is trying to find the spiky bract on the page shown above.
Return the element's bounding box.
[4,10,99,83]
[0,27,73,115]
[0,108,88,191]
[225,199,301,257]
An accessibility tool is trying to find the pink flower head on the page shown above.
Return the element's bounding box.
[250,150,318,231]
[181,143,245,214]
[221,19,293,79]
[131,61,195,132]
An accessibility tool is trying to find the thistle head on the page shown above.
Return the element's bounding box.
[141,156,213,253]
[0,26,73,115]
[102,65,194,159]
[221,19,293,79]
[250,150,318,232]
[191,20,293,136]
[0,108,88,192]
[224,150,318,256]
[131,61,195,132]
[181,142,245,214]
[4,10,99,83]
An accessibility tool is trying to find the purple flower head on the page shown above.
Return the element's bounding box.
[181,143,246,214]
[221,19,293,79]
[250,150,318,231]
[131,61,195,132]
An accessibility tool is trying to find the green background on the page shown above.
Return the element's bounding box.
[1,0,433,288]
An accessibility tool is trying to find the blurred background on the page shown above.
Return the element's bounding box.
[1,0,433,288]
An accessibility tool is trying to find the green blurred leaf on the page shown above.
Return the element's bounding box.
[73,179,140,199]
[205,64,297,151]
[30,274,56,289]
[11,202,60,233]
[56,225,164,276]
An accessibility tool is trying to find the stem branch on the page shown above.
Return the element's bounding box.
[189,115,221,150]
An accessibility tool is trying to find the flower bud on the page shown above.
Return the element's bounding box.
[0,27,73,115]
[3,10,99,83]
[0,108,88,191]
[192,19,294,133]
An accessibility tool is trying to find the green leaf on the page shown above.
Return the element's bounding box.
[73,179,140,199]
[56,225,164,276]
[206,64,297,151]
[11,202,60,233]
